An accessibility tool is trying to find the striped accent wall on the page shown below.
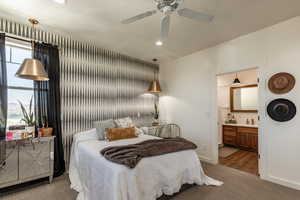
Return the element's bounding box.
[0,18,159,165]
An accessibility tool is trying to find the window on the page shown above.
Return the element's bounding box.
[5,40,34,128]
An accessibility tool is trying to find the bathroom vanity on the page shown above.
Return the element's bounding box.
[223,124,258,152]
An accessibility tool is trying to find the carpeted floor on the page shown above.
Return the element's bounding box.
[1,163,299,200]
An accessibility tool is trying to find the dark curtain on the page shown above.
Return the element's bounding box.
[0,33,7,139]
[33,42,65,177]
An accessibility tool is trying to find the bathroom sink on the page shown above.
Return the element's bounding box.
[223,123,258,128]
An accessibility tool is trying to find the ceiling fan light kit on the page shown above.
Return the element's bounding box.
[121,0,214,44]
[52,0,66,4]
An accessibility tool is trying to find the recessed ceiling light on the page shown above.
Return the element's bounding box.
[52,0,66,4]
[155,40,163,46]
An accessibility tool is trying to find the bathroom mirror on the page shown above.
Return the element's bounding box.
[230,84,258,113]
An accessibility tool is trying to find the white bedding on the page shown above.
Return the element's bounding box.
[69,129,222,200]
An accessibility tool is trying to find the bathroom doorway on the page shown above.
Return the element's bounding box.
[217,69,259,176]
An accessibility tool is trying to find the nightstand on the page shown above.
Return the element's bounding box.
[0,136,55,189]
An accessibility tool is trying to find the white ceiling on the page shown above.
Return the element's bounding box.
[1,0,300,63]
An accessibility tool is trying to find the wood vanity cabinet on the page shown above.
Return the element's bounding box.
[223,125,258,152]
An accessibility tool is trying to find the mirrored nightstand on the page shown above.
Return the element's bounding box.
[0,136,55,189]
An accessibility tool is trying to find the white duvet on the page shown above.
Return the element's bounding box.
[69,129,222,200]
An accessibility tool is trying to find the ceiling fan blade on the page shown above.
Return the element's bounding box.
[161,15,170,41]
[121,10,157,24]
[177,8,214,22]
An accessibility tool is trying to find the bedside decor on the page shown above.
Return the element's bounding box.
[152,103,160,126]
[38,127,53,137]
[38,116,53,137]
[148,79,162,126]
[268,72,295,94]
[18,96,35,135]
[267,98,296,122]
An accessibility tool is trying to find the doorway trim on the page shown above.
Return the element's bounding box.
[213,66,264,178]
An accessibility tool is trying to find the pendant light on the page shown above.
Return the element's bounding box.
[148,61,161,93]
[15,19,49,81]
[232,73,241,86]
[16,58,49,81]
[148,80,162,93]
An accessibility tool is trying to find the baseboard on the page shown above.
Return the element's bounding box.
[197,154,218,165]
[263,175,300,191]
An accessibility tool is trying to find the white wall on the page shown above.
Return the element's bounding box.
[159,49,218,163]
[160,16,300,190]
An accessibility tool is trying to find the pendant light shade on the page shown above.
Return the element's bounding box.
[232,73,241,86]
[233,77,241,84]
[148,80,162,93]
[16,58,49,81]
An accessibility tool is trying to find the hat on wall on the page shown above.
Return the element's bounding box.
[267,98,296,122]
[268,72,295,94]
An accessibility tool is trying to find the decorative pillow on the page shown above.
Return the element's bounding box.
[135,127,144,135]
[115,117,143,135]
[115,117,134,128]
[105,127,137,141]
[93,119,116,140]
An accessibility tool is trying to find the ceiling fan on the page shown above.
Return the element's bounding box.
[121,0,214,44]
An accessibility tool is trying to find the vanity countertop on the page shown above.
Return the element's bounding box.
[223,123,258,128]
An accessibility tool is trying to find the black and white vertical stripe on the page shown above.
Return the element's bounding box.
[0,18,159,165]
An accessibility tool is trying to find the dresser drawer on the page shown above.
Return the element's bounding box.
[223,126,237,132]
[223,135,236,146]
[223,131,236,137]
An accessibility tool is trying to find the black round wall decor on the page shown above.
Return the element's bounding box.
[267,99,296,122]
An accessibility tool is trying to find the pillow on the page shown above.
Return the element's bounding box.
[134,127,144,135]
[105,127,137,141]
[140,127,149,135]
[115,117,143,135]
[115,117,134,128]
[73,128,98,143]
[93,119,116,140]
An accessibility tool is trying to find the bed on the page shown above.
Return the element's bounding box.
[69,128,222,200]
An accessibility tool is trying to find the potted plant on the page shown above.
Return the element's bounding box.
[39,115,53,137]
[18,96,35,134]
